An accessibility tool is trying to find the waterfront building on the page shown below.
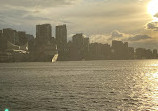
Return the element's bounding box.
[112,40,129,60]
[89,43,111,60]
[153,49,158,59]
[128,47,134,59]
[71,33,84,60]
[0,30,2,38]
[55,24,67,60]
[135,48,146,59]
[18,31,27,46]
[3,28,18,45]
[36,24,52,45]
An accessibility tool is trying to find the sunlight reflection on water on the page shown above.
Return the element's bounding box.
[0,60,158,110]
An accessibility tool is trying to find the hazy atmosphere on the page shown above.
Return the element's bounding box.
[0,0,158,49]
[1,1,158,111]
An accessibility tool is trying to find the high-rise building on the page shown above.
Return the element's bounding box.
[89,43,111,60]
[71,33,90,60]
[0,30,6,50]
[112,40,129,59]
[128,47,134,59]
[83,38,89,59]
[55,24,67,60]
[135,48,146,59]
[36,24,52,45]
[56,24,67,47]
[153,49,158,59]
[72,33,84,47]
[0,30,2,38]
[18,31,27,46]
[71,33,84,60]
[3,28,18,45]
[26,34,34,41]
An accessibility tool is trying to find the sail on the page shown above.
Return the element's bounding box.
[52,54,58,62]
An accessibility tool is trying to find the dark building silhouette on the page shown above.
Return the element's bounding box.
[18,31,28,46]
[26,34,34,52]
[128,47,134,59]
[145,49,152,59]
[153,49,158,59]
[26,34,34,41]
[112,40,129,60]
[56,24,67,45]
[1,24,158,62]
[135,48,146,59]
[30,23,58,62]
[36,24,52,45]
[55,24,67,60]
[70,33,89,60]
[0,30,6,51]
[83,37,89,60]
[3,28,19,45]
[71,33,84,60]
[0,30,2,38]
[0,28,34,52]
[135,48,155,59]
[89,43,111,60]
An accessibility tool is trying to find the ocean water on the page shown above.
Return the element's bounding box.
[0,60,158,111]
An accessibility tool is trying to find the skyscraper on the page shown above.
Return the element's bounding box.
[56,24,67,47]
[112,40,129,60]
[0,30,2,38]
[36,24,52,45]
[18,31,27,46]
[55,24,67,60]
[3,28,18,45]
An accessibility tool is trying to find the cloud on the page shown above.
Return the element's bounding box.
[111,30,124,38]
[90,34,110,43]
[0,0,80,8]
[90,30,152,45]
[146,22,158,31]
[0,0,155,46]
[129,39,158,49]
[154,13,158,18]
[127,34,151,41]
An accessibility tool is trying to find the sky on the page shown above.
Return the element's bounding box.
[0,0,158,49]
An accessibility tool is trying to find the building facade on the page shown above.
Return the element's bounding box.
[55,24,67,60]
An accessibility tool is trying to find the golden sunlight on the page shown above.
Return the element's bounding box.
[148,0,158,16]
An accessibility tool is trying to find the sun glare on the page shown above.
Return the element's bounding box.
[148,0,158,16]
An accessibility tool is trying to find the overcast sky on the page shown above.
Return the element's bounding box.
[0,0,158,49]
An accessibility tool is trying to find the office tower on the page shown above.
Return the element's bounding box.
[36,24,52,45]
[128,47,134,59]
[55,24,67,60]
[89,43,111,60]
[56,24,67,47]
[26,34,34,41]
[0,30,2,38]
[18,31,27,46]
[72,33,84,47]
[145,49,152,59]
[135,48,146,59]
[153,49,158,59]
[0,30,6,50]
[71,33,89,60]
[83,38,89,59]
[3,28,18,45]
[112,40,129,60]
[71,33,84,60]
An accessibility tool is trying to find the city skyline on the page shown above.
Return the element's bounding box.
[1,23,157,62]
[0,0,158,49]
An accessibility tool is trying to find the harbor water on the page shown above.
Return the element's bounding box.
[1,60,158,111]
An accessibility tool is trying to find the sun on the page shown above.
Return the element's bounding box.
[147,0,158,16]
